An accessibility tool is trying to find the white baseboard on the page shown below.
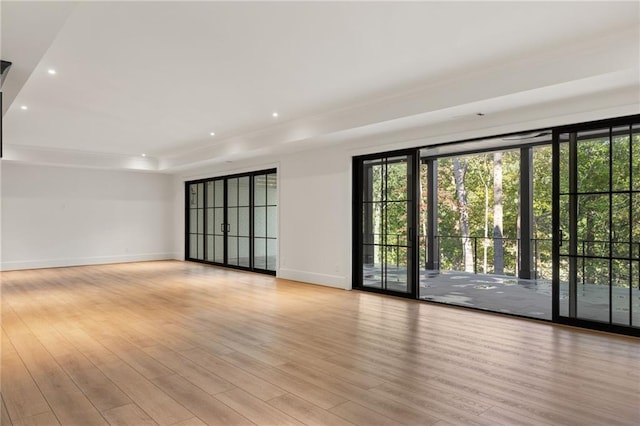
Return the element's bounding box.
[0,252,176,271]
[278,268,350,290]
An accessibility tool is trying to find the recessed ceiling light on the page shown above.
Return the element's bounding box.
[272,112,279,118]
[209,132,216,136]
[47,69,57,75]
[141,153,147,157]
[20,105,28,110]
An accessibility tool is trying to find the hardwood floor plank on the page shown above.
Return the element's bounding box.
[4,331,107,425]
[180,330,235,356]
[284,354,384,390]
[329,401,404,426]
[151,374,253,426]
[323,353,430,384]
[55,327,121,367]
[11,412,60,426]
[169,419,207,426]
[97,361,193,426]
[426,370,631,425]
[53,350,132,413]
[267,393,355,426]
[1,304,32,338]
[369,383,496,426]
[179,348,287,401]
[1,397,14,426]
[274,362,440,425]
[480,406,554,426]
[0,335,51,421]
[84,334,173,380]
[220,351,347,409]
[101,404,157,426]
[19,324,131,414]
[143,345,235,396]
[214,389,303,426]
[379,379,493,418]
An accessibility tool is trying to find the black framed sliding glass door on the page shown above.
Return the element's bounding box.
[186,169,277,275]
[554,117,640,333]
[354,114,639,337]
[354,151,417,297]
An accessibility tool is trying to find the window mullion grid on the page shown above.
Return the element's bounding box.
[609,127,613,324]
[628,124,634,326]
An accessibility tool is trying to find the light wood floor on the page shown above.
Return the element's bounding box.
[1,261,639,426]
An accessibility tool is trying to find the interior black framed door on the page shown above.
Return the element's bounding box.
[186,169,277,275]
[354,151,417,297]
[553,117,640,333]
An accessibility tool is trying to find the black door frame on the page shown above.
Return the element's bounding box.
[185,168,277,275]
[352,148,419,299]
[552,115,640,337]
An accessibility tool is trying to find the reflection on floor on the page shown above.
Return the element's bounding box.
[419,270,554,320]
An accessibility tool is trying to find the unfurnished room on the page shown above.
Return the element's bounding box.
[1,1,639,425]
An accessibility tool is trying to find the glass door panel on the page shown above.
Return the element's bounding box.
[253,172,278,272]
[265,173,278,272]
[556,120,640,331]
[237,176,251,268]
[187,182,204,260]
[208,179,225,264]
[360,154,413,294]
[253,174,268,271]
[205,181,214,262]
[226,177,240,266]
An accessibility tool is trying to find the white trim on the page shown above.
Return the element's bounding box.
[1,252,176,271]
[278,268,348,290]
[179,161,280,182]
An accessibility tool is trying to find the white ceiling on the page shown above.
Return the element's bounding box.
[2,1,639,172]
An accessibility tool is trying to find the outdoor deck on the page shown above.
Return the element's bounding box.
[419,270,553,320]
[364,265,640,324]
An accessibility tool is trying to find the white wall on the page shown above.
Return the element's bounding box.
[174,146,352,289]
[277,148,351,288]
[1,163,175,270]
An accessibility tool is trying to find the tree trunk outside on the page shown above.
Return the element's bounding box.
[420,166,428,269]
[483,184,489,274]
[493,152,504,274]
[585,211,594,284]
[453,158,474,272]
[516,173,521,277]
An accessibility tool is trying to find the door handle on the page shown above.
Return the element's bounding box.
[220,223,224,233]
[227,224,231,232]
[559,229,563,246]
